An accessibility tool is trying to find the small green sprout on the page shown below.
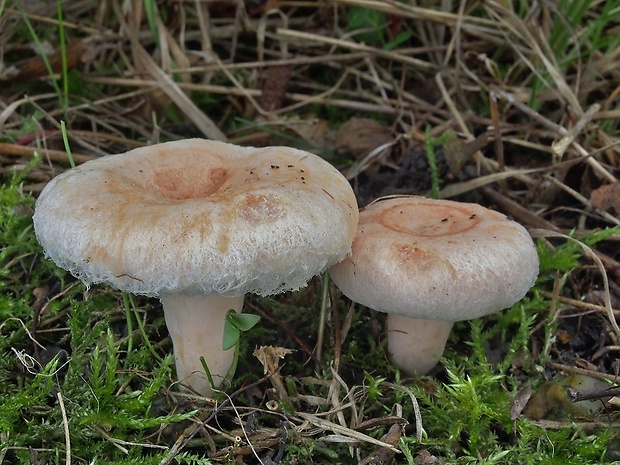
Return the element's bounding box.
[222,310,261,351]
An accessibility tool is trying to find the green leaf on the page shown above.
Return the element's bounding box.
[383,30,413,51]
[346,6,386,46]
[228,313,261,332]
[222,321,240,351]
[222,311,260,350]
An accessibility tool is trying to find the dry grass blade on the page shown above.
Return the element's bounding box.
[438,168,540,199]
[491,87,617,183]
[276,28,435,71]
[129,41,227,141]
[480,186,559,230]
[331,0,496,27]
[109,2,226,141]
[294,412,401,453]
[56,391,71,465]
[551,104,600,159]
[0,93,57,130]
[530,229,619,337]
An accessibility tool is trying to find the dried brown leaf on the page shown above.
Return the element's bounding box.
[1,41,84,82]
[590,183,620,218]
[282,116,329,148]
[336,117,393,160]
[253,345,294,375]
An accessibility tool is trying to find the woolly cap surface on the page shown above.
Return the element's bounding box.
[33,139,359,297]
[329,197,539,321]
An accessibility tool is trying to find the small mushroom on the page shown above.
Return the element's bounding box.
[329,196,539,375]
[33,139,359,395]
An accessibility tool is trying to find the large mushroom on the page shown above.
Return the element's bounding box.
[329,196,539,375]
[33,139,359,396]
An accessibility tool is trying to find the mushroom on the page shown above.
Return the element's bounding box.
[329,196,539,375]
[33,139,359,395]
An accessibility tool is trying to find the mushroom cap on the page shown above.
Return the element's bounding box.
[329,196,539,321]
[33,139,359,297]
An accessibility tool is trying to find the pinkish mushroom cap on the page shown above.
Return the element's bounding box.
[329,196,539,375]
[33,139,359,395]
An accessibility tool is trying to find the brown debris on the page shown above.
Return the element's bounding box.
[258,66,291,113]
[0,40,85,82]
[358,422,404,465]
[590,183,620,218]
[415,449,445,465]
[336,117,394,161]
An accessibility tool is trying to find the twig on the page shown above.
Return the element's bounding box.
[567,385,620,403]
[539,291,620,318]
[0,142,95,165]
[550,362,619,383]
[527,419,620,430]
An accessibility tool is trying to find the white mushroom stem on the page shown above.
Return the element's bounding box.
[386,314,454,375]
[160,293,244,396]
